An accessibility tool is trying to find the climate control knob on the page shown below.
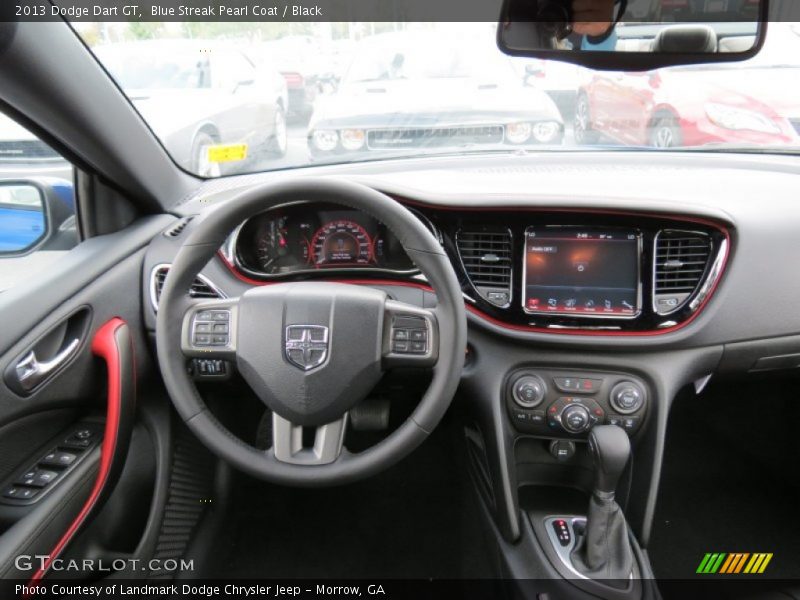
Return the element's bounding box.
[610,381,645,414]
[560,404,591,433]
[511,374,547,408]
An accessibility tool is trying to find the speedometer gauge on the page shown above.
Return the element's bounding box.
[311,220,374,267]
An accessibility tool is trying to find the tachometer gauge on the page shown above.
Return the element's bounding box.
[256,217,292,270]
[311,220,373,267]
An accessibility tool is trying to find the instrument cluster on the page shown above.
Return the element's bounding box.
[233,203,417,277]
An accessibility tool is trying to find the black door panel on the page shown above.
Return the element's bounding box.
[0,215,172,581]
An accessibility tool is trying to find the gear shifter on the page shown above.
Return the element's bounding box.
[570,425,634,584]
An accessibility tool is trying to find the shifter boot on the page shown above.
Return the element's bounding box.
[570,490,634,586]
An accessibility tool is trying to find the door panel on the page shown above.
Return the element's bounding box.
[0,214,173,580]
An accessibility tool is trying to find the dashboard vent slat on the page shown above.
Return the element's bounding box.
[152,265,223,311]
[163,217,194,238]
[456,230,512,307]
[653,231,713,315]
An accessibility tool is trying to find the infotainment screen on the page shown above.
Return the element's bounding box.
[523,228,641,318]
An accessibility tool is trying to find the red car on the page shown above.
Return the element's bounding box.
[575,25,800,148]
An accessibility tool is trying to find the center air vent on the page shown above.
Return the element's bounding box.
[653,230,713,315]
[456,230,512,307]
[150,265,224,312]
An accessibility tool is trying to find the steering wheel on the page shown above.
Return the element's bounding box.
[156,179,467,486]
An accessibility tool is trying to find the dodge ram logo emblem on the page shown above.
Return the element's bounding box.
[284,325,329,371]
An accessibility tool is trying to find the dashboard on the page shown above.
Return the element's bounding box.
[218,199,728,335]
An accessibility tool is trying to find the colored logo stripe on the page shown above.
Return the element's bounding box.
[697,553,773,574]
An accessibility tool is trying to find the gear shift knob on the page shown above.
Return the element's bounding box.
[587,425,630,495]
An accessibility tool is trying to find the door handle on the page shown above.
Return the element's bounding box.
[15,338,80,392]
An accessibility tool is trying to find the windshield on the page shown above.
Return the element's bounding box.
[74,22,800,177]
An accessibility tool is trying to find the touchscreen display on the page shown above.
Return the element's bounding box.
[523,228,640,317]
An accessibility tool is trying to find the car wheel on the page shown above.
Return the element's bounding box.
[574,94,599,145]
[190,132,221,178]
[650,116,682,148]
[268,107,288,157]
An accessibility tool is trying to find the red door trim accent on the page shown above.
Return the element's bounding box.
[28,317,129,585]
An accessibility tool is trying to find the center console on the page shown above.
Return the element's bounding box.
[506,368,648,440]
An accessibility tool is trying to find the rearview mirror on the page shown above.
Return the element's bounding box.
[497,0,769,70]
[0,182,46,255]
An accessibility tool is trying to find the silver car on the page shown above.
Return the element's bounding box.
[95,40,288,176]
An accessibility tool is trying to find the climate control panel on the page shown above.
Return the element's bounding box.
[506,368,648,438]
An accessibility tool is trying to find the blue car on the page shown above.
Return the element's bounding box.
[0,178,76,254]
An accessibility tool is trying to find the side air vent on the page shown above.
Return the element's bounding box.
[163,217,194,238]
[150,265,224,312]
[653,230,713,315]
[456,229,512,307]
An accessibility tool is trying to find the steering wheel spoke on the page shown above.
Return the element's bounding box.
[272,413,348,465]
[382,299,438,368]
[180,297,240,360]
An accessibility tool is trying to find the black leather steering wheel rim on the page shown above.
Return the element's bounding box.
[156,178,467,486]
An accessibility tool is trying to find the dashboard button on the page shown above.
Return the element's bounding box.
[560,404,591,433]
[393,329,409,341]
[610,381,645,414]
[578,378,602,393]
[512,375,546,408]
[487,291,509,306]
[554,377,580,392]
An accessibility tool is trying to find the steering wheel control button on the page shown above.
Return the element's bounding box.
[193,310,231,347]
[549,440,576,462]
[560,404,591,433]
[511,374,547,408]
[410,329,427,342]
[393,340,410,353]
[610,381,645,414]
[390,317,429,355]
[40,450,78,468]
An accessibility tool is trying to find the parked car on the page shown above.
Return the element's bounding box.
[514,57,588,120]
[0,114,72,180]
[574,23,800,148]
[94,40,289,176]
[307,32,564,160]
[253,36,336,122]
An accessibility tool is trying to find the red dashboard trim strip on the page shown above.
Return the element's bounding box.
[217,205,731,338]
[28,318,129,585]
